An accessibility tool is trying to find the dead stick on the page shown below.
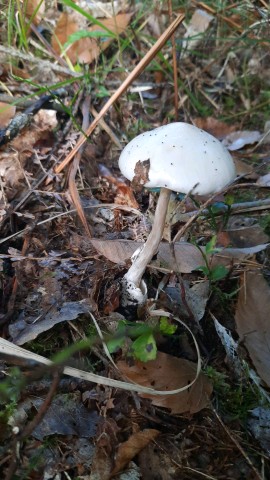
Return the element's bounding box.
[168,0,179,120]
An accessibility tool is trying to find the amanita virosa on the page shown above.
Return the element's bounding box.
[118,122,236,306]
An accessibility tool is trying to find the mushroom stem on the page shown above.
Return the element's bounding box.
[124,187,171,288]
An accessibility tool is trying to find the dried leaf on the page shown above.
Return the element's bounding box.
[165,280,209,323]
[9,301,91,345]
[0,152,24,190]
[10,110,57,154]
[234,158,257,179]
[235,270,270,387]
[91,239,205,270]
[114,184,139,209]
[222,130,261,151]
[32,393,100,440]
[90,238,269,271]
[131,159,150,192]
[0,102,16,128]
[224,222,269,248]
[117,352,212,414]
[248,407,270,454]
[52,12,89,64]
[188,8,214,33]
[257,173,270,186]
[90,418,120,480]
[24,0,45,25]
[193,117,236,139]
[212,313,242,374]
[103,283,120,314]
[219,244,269,256]
[217,231,231,248]
[182,9,214,54]
[52,12,131,65]
[111,429,160,476]
[87,1,127,18]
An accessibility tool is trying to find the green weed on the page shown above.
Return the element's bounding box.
[107,316,177,362]
[260,214,270,236]
[195,236,229,283]
[206,366,264,422]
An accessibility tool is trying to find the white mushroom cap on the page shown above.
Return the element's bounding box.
[119,122,236,195]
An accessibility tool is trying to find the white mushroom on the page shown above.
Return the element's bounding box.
[119,122,236,307]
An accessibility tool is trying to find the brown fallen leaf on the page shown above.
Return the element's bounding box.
[0,152,24,192]
[52,12,131,65]
[8,109,57,155]
[91,239,205,270]
[90,238,269,272]
[234,158,258,179]
[224,222,269,248]
[235,269,270,387]
[111,429,160,477]
[117,352,212,414]
[24,0,45,25]
[131,159,150,192]
[0,102,16,128]
[0,109,57,197]
[1,65,30,80]
[114,184,139,209]
[52,12,88,64]
[193,117,236,139]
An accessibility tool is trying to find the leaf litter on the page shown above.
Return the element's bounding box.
[0,1,270,479]
[235,269,270,387]
[117,351,212,414]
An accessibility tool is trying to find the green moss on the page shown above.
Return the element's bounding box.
[206,366,263,422]
[259,214,270,236]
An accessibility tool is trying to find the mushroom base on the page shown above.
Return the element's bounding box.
[120,187,171,307]
[121,277,148,307]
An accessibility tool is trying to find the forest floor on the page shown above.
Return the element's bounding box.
[0,1,270,479]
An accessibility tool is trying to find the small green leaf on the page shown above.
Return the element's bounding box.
[64,29,113,48]
[159,317,177,335]
[194,265,210,276]
[225,194,234,206]
[126,322,151,339]
[105,320,127,353]
[209,204,221,215]
[205,235,222,255]
[132,333,157,362]
[205,235,217,255]
[209,265,228,282]
[96,86,110,98]
[106,335,125,353]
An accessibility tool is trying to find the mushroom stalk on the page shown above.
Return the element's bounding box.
[124,187,171,287]
[119,122,236,307]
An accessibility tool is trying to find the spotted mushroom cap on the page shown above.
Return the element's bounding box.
[119,122,236,195]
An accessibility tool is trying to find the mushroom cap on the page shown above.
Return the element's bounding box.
[119,122,236,195]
